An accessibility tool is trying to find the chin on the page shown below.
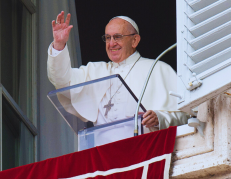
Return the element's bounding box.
[109,55,121,63]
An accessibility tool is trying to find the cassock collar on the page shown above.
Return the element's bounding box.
[112,51,140,68]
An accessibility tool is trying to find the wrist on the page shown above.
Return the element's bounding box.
[53,41,66,51]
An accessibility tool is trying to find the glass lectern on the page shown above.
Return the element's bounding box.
[47,75,146,151]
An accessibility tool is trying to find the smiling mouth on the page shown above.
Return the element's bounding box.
[111,49,121,52]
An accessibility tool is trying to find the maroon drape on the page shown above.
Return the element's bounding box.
[0,126,176,179]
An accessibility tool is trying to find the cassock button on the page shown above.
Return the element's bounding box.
[117,91,120,94]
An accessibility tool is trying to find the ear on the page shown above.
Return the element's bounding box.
[132,34,141,48]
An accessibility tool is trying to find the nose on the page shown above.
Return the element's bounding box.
[108,37,117,47]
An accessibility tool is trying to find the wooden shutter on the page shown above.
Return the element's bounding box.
[176,0,231,113]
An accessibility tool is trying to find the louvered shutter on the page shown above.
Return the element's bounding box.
[176,0,231,114]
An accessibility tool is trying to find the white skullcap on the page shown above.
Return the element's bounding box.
[110,16,139,34]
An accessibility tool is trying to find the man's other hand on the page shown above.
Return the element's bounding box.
[142,110,159,128]
[52,11,73,51]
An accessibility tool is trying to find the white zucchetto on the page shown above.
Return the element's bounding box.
[110,16,139,34]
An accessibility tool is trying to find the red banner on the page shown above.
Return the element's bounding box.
[0,126,176,179]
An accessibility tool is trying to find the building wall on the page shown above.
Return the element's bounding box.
[171,93,231,178]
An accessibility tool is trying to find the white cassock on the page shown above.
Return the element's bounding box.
[47,43,188,146]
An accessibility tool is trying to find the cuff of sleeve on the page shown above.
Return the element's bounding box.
[154,110,169,130]
[48,42,67,57]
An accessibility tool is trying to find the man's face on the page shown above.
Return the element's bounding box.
[105,19,137,63]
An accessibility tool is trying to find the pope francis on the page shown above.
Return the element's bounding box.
[47,11,188,133]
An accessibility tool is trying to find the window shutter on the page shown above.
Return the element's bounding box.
[176,0,231,114]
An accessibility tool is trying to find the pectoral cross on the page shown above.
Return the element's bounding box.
[104,99,114,117]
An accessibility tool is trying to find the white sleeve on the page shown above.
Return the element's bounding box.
[47,42,64,57]
[51,47,62,57]
[47,42,71,89]
[47,42,110,89]
[148,111,189,132]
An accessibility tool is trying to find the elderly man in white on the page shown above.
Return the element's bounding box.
[47,11,187,133]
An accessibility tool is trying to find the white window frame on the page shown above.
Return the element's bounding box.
[176,0,231,114]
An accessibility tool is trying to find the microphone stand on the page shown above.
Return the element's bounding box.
[134,43,177,136]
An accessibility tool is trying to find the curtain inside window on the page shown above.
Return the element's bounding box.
[2,95,34,170]
[0,0,34,170]
[18,5,32,119]
[0,0,32,118]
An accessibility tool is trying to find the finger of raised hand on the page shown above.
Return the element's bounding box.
[65,13,71,26]
[52,20,56,28]
[56,13,61,24]
[60,11,65,24]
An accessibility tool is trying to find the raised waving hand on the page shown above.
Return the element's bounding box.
[52,11,73,50]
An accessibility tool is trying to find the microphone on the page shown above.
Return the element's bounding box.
[134,43,177,136]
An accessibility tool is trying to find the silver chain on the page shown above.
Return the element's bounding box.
[109,55,141,101]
